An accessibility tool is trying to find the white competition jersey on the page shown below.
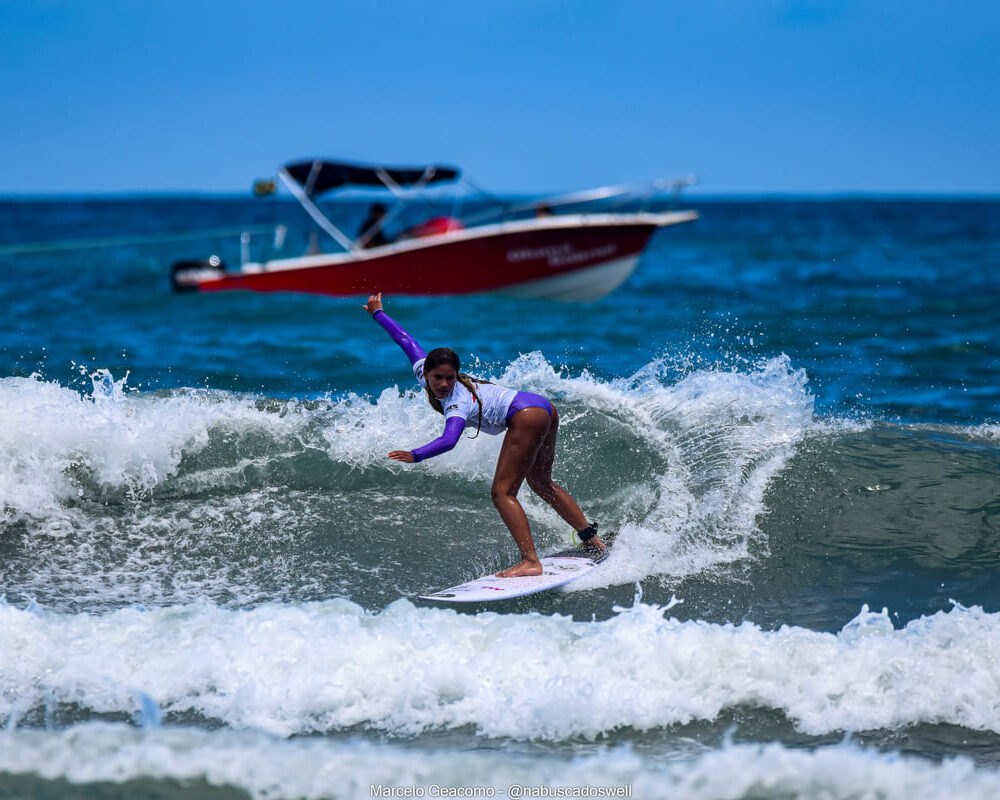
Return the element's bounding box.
[413,358,516,435]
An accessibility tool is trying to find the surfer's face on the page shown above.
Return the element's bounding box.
[426,365,458,399]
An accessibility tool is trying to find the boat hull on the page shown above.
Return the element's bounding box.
[179,212,696,302]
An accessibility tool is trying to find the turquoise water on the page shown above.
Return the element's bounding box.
[1,196,999,798]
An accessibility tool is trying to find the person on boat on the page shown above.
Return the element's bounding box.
[365,292,605,577]
[358,203,391,248]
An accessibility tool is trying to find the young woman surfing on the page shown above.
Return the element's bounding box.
[365,293,605,577]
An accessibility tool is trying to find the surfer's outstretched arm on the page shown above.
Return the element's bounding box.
[365,292,426,366]
[369,293,464,464]
[389,416,466,463]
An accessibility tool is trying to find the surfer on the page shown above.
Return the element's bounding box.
[365,293,605,577]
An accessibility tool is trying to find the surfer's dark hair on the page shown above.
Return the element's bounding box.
[423,347,489,438]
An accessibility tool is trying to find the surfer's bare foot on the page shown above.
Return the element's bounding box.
[496,557,543,578]
[584,535,606,552]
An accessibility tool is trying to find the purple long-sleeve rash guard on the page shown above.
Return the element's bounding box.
[373,309,426,365]
[373,308,465,461]
[411,416,465,462]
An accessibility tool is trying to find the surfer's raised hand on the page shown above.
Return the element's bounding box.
[388,450,415,463]
[364,292,384,315]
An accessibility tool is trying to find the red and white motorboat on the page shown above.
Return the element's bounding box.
[171,159,697,302]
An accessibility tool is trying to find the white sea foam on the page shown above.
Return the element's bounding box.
[1,723,998,800]
[968,422,1000,443]
[0,371,309,520]
[3,598,998,740]
[4,489,348,610]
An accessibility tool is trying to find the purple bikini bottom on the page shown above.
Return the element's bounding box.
[505,391,554,424]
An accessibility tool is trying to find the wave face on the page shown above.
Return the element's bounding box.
[3,358,997,624]
[1,353,819,612]
[2,196,1000,798]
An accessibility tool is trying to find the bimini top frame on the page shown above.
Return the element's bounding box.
[276,159,461,253]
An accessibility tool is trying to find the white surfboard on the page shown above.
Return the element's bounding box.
[418,535,615,603]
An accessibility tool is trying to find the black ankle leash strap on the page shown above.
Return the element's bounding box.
[577,523,598,542]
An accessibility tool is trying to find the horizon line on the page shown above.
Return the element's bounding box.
[2,189,999,202]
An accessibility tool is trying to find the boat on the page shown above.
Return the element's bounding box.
[170,159,698,302]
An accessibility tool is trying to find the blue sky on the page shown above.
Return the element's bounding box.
[2,0,998,195]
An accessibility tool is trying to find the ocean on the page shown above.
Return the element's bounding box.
[0,194,998,799]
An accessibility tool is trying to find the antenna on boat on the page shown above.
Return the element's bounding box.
[669,175,698,207]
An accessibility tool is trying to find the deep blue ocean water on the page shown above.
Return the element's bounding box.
[1,195,998,799]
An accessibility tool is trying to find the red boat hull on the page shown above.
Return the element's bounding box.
[185,212,696,302]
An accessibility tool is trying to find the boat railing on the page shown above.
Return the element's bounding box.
[237,173,699,266]
[459,175,698,227]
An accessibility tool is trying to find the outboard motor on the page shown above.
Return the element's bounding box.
[171,255,226,292]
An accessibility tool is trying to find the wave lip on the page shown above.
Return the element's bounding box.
[569,351,815,587]
[3,598,999,741]
[0,370,310,520]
